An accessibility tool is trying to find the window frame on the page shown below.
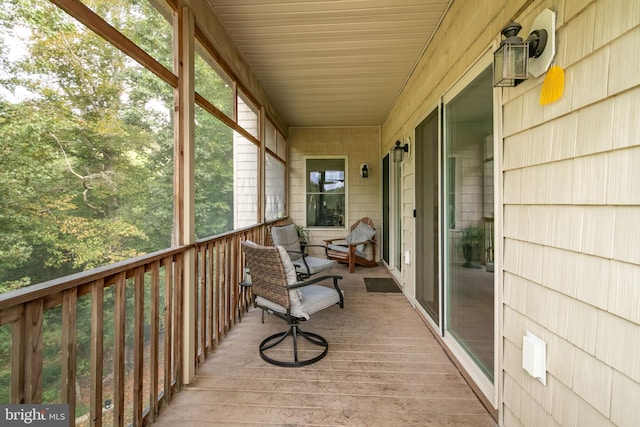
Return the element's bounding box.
[304,156,348,229]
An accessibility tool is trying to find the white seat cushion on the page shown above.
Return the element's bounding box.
[345,221,376,253]
[255,284,342,320]
[275,245,304,305]
[271,224,303,260]
[292,256,336,275]
[327,244,367,259]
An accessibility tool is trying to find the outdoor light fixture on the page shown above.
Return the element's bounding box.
[393,140,409,163]
[360,163,369,178]
[493,9,556,87]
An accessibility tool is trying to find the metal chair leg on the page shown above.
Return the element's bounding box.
[259,324,329,367]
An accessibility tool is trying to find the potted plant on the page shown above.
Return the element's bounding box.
[295,225,310,251]
[461,226,484,268]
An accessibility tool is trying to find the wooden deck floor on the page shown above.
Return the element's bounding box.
[153,264,497,426]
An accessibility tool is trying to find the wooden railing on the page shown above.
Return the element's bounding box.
[0,219,288,426]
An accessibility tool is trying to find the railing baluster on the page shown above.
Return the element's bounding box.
[229,237,237,328]
[214,241,221,344]
[149,261,160,422]
[24,299,43,403]
[113,272,126,427]
[133,266,145,426]
[10,308,25,403]
[173,254,183,392]
[198,245,206,362]
[90,279,104,427]
[224,238,230,334]
[0,220,288,426]
[61,288,78,421]
[162,256,173,407]
[206,243,214,352]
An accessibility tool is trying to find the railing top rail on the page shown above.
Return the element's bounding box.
[194,218,287,245]
[0,218,289,311]
[0,246,187,311]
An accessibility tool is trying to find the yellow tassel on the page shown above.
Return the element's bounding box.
[539,65,565,105]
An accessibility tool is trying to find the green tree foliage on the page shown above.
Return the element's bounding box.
[194,107,234,239]
[0,0,178,288]
[193,51,235,238]
[1,0,239,290]
[0,0,240,411]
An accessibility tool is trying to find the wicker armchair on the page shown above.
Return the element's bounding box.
[241,241,343,367]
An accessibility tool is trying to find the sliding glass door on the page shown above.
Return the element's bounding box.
[443,63,495,383]
[383,151,403,275]
[415,109,439,324]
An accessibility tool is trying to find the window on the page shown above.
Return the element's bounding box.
[264,119,286,221]
[233,131,258,228]
[306,158,346,227]
[83,0,175,72]
[264,119,287,160]
[0,0,175,288]
[195,42,233,119]
[265,153,285,221]
[194,105,234,238]
[237,89,259,139]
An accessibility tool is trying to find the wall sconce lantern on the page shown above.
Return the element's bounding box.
[360,163,369,178]
[393,140,409,163]
[493,9,556,87]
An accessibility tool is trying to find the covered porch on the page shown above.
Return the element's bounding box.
[3,0,640,426]
[153,263,496,426]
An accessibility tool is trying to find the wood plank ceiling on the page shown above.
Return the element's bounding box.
[205,0,452,127]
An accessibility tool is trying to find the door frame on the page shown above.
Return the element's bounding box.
[383,146,404,282]
[440,48,499,407]
[408,46,503,408]
[413,105,443,330]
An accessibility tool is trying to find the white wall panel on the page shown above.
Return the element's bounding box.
[570,47,609,110]
[571,348,613,417]
[572,154,608,205]
[576,253,610,309]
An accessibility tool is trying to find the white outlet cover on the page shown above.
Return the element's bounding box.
[523,331,547,385]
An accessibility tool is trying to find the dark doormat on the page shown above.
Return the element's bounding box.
[364,278,401,293]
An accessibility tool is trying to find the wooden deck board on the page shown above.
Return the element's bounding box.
[154,264,497,426]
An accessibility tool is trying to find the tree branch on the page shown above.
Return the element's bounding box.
[51,132,107,218]
[50,132,83,180]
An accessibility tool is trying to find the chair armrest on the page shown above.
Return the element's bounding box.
[345,239,374,246]
[284,249,305,257]
[323,238,347,245]
[304,243,329,250]
[287,274,343,289]
[287,274,344,308]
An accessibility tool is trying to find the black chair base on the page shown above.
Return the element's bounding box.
[259,325,328,367]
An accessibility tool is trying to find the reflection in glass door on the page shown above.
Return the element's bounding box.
[443,65,494,382]
[393,157,402,272]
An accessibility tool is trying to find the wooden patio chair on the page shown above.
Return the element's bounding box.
[241,241,343,367]
[271,223,336,279]
[323,217,377,273]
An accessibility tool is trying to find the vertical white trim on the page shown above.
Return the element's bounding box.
[385,143,403,283]
[437,100,444,336]
[492,38,505,424]
[394,153,403,274]
[259,106,266,223]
